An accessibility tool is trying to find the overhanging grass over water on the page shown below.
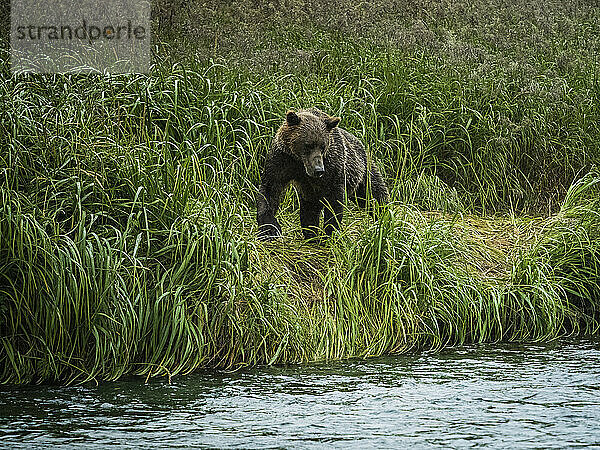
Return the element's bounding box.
[1,0,600,383]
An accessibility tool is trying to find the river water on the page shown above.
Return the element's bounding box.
[1,339,599,448]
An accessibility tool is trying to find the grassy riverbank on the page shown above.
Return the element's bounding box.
[1,0,600,383]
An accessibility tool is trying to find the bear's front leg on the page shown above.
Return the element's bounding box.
[257,181,285,241]
[258,214,282,240]
[257,152,296,241]
[323,194,344,237]
[300,198,322,241]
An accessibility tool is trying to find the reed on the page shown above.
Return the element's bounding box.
[1,0,599,384]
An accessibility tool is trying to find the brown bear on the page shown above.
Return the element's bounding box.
[257,108,389,240]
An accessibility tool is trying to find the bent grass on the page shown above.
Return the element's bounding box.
[2,167,599,384]
[2,0,600,383]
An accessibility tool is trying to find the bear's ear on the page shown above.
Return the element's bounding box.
[286,111,301,126]
[325,116,340,129]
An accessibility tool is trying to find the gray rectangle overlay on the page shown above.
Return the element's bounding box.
[11,0,151,74]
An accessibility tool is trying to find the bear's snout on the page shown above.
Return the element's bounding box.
[305,153,325,178]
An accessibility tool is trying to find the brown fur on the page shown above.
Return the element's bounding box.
[257,108,388,240]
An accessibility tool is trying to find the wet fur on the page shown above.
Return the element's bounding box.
[257,108,389,240]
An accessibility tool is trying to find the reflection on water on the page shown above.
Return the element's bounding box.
[1,339,600,448]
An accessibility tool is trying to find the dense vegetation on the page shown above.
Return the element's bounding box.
[1,0,600,383]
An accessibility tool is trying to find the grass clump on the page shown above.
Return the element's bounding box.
[1,0,600,383]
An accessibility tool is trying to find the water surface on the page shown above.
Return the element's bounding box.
[1,339,600,448]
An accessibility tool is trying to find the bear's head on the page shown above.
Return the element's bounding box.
[279,109,340,178]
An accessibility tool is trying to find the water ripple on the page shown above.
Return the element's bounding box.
[1,338,600,448]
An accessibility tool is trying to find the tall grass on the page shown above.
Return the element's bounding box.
[1,0,600,383]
